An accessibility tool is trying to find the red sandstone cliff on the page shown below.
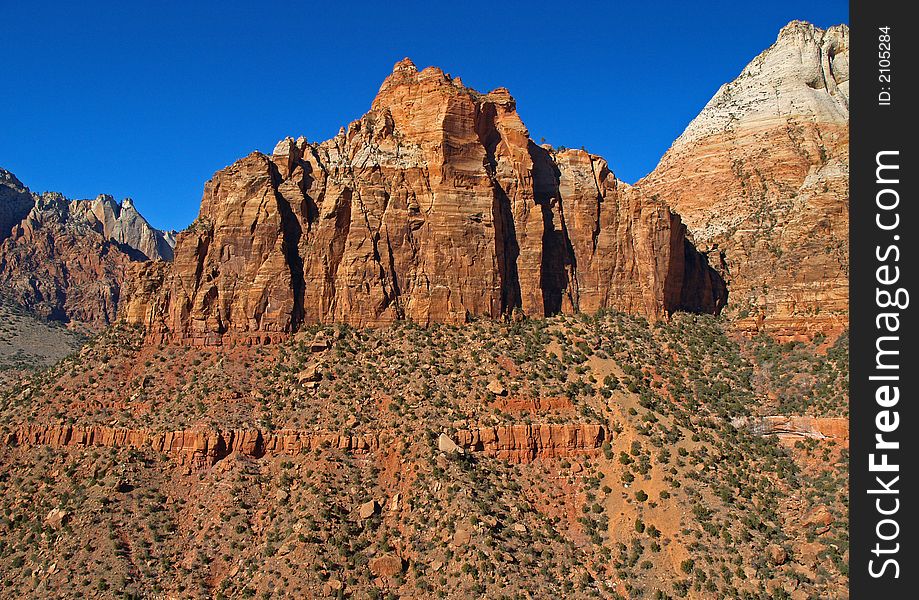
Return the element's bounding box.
[121,60,725,343]
[1,422,605,468]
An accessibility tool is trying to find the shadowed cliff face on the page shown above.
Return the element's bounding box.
[0,170,34,244]
[121,59,726,344]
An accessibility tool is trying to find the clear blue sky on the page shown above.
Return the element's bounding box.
[2,1,847,231]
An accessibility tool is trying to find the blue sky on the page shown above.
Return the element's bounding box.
[2,1,847,231]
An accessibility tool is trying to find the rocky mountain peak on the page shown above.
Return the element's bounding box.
[368,59,524,156]
[393,56,417,71]
[639,20,849,337]
[0,167,25,189]
[670,22,848,155]
[85,193,175,262]
[121,60,726,344]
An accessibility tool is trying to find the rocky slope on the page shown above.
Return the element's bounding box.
[0,311,849,599]
[122,59,726,344]
[0,291,84,391]
[639,21,849,336]
[0,168,174,327]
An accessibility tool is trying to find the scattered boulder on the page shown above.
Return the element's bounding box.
[297,364,321,384]
[487,379,507,396]
[323,579,343,595]
[437,433,462,454]
[453,527,471,547]
[277,541,294,556]
[767,544,788,565]
[804,506,833,534]
[44,508,71,530]
[310,335,329,352]
[795,541,824,568]
[358,500,378,520]
[370,553,405,578]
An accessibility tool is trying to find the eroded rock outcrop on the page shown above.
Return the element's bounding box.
[639,22,849,336]
[454,423,606,463]
[2,422,606,467]
[122,60,725,343]
[0,169,175,327]
[2,424,380,469]
[732,415,848,443]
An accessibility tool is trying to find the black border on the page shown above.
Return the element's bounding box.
[850,2,916,597]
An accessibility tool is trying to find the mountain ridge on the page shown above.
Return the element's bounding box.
[0,168,175,327]
[120,58,727,344]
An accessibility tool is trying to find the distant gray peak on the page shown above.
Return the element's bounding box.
[0,167,174,261]
[0,167,26,190]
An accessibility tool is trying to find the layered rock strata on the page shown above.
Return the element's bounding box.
[732,415,848,442]
[122,59,726,344]
[1,422,606,468]
[454,423,606,463]
[639,22,849,336]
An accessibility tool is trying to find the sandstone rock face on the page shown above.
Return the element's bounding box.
[2,423,380,470]
[453,423,606,463]
[2,422,605,468]
[639,22,849,336]
[0,170,175,327]
[732,415,848,443]
[122,59,725,343]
